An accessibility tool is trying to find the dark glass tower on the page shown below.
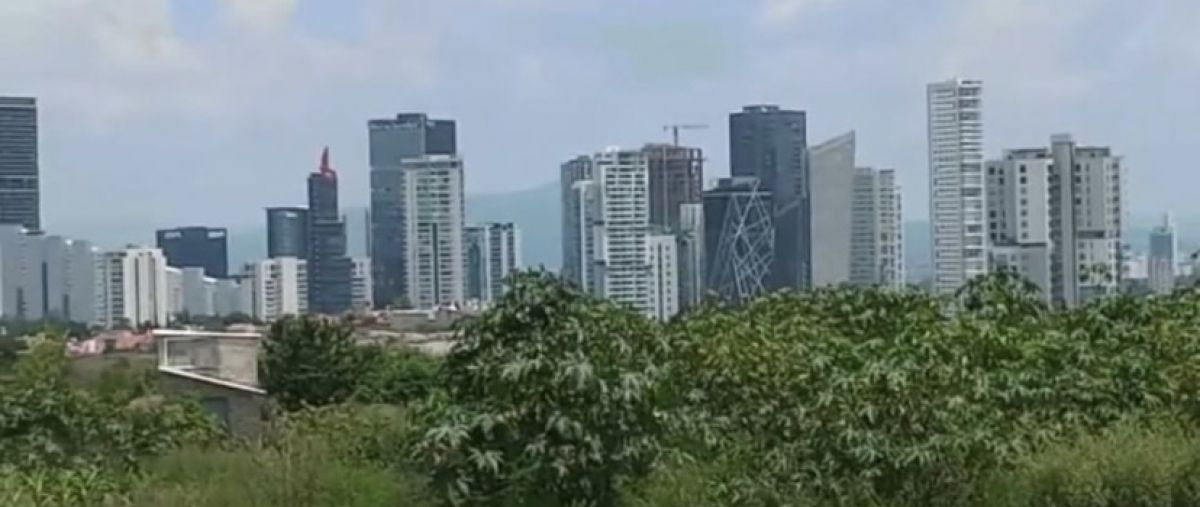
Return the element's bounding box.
[265,207,309,259]
[703,177,775,304]
[729,105,809,290]
[306,148,353,314]
[0,97,39,230]
[155,226,229,278]
[368,113,457,308]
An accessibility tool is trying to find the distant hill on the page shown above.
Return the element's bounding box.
[464,181,560,269]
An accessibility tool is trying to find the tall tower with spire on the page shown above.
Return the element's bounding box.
[306,147,353,314]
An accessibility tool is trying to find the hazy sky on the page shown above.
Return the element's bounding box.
[3,0,1197,242]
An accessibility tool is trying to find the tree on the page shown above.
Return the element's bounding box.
[353,346,442,405]
[422,271,670,506]
[259,316,364,412]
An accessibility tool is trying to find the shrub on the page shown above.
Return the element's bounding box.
[353,346,442,405]
[981,422,1200,507]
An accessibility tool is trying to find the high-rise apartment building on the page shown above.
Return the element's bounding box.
[97,247,170,328]
[266,207,309,259]
[986,135,1125,306]
[644,144,703,231]
[0,226,99,323]
[306,148,352,314]
[465,222,521,304]
[587,148,654,315]
[849,168,904,288]
[560,156,594,287]
[676,203,705,310]
[928,78,986,295]
[369,113,457,308]
[165,267,184,318]
[350,257,373,311]
[0,225,45,320]
[809,131,857,286]
[0,97,39,231]
[703,177,774,304]
[243,258,308,321]
[647,233,679,320]
[56,236,101,324]
[213,278,249,317]
[730,105,808,290]
[176,267,216,317]
[155,226,229,278]
[1148,214,1177,295]
[400,155,466,309]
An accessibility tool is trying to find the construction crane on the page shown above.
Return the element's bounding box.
[663,123,709,146]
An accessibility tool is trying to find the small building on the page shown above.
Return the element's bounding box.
[154,329,268,438]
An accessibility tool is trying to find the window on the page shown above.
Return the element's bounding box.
[1019,165,1027,173]
[1020,176,1027,184]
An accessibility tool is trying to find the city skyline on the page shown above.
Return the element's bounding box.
[5,0,1199,245]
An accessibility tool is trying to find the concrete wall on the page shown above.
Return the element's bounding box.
[158,371,267,439]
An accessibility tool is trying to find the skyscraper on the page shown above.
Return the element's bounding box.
[927,78,986,295]
[306,148,352,314]
[465,222,521,304]
[155,226,229,278]
[266,207,309,259]
[0,97,39,231]
[849,168,904,288]
[729,105,808,290]
[1148,214,1177,295]
[560,155,594,287]
[369,113,457,308]
[703,177,774,304]
[400,155,466,309]
[644,144,703,231]
[677,203,705,310]
[808,131,857,286]
[986,135,1125,306]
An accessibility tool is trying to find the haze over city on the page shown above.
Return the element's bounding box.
[4,0,1198,251]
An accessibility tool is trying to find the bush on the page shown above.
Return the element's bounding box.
[0,341,217,472]
[267,402,438,474]
[980,423,1200,507]
[662,275,1200,505]
[353,346,442,405]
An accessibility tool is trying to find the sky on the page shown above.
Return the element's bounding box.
[3,0,1199,244]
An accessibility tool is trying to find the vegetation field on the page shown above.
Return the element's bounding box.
[4,271,1200,506]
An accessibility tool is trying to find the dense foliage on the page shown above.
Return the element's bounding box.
[8,271,1200,506]
[259,316,442,412]
[259,316,365,411]
[423,271,670,505]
